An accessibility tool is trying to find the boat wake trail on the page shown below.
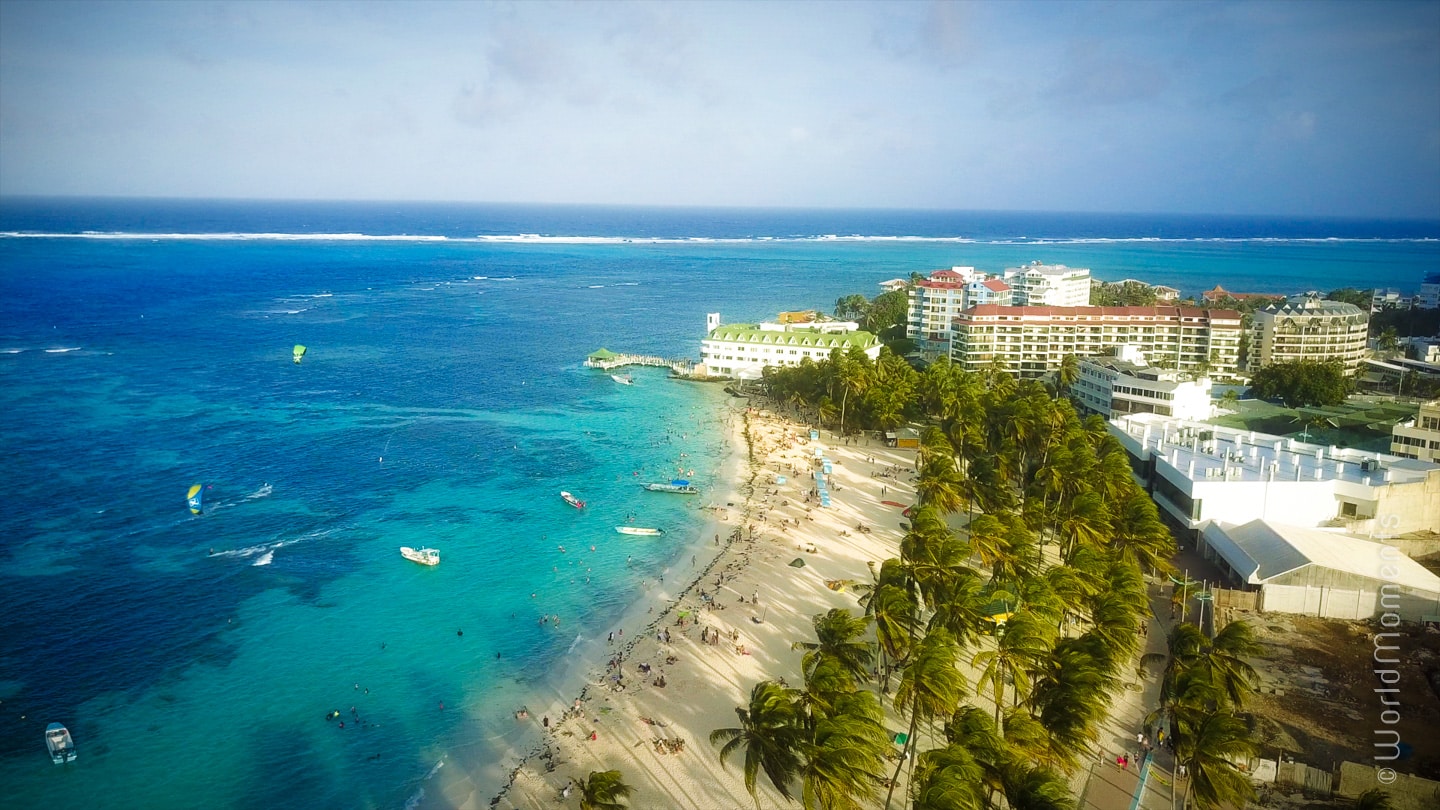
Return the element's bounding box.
[252,550,274,566]
[245,483,273,500]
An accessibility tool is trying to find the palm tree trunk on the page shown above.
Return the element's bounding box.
[883,703,921,810]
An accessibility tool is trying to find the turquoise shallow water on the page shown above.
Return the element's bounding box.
[1,200,1437,809]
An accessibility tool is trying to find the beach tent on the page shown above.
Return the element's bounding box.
[587,348,620,361]
[788,558,806,568]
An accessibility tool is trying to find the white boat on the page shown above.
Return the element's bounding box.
[400,546,440,566]
[610,374,634,385]
[45,723,76,764]
[643,480,699,494]
[560,490,586,509]
[616,526,664,536]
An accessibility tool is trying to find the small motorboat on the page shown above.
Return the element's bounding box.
[45,723,76,764]
[400,546,440,566]
[610,373,634,385]
[642,480,698,495]
[560,490,585,509]
[616,526,664,536]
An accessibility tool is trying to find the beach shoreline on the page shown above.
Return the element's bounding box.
[479,396,918,809]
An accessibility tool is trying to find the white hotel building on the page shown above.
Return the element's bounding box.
[699,314,882,380]
[950,305,1243,380]
[1074,348,1213,421]
[1108,413,1440,536]
[1002,262,1092,307]
[906,267,982,359]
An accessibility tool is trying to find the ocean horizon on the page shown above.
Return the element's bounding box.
[2,198,1438,809]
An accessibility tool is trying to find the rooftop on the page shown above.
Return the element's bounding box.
[1110,412,1440,487]
[960,304,1242,321]
[705,322,880,350]
[1206,519,1440,591]
[1260,297,1368,319]
[1202,285,1286,301]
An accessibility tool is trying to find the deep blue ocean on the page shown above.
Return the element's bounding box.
[1,198,1437,809]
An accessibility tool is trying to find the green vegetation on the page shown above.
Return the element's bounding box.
[1090,281,1158,307]
[1326,288,1373,309]
[835,290,913,344]
[716,354,1253,808]
[577,769,636,810]
[1248,359,1353,408]
[1371,305,1440,338]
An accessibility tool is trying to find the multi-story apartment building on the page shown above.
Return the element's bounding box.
[1418,271,1440,309]
[1074,351,1213,421]
[950,305,1242,380]
[1248,296,1369,373]
[906,267,982,360]
[966,277,1012,307]
[1392,399,1440,463]
[1002,262,1091,306]
[700,314,881,380]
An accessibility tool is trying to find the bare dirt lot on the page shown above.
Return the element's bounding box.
[1243,614,1440,781]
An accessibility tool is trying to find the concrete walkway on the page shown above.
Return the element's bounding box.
[1077,579,1201,810]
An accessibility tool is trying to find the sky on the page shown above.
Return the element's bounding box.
[1,0,1437,218]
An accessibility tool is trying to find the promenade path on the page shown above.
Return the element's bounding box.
[1075,580,1193,810]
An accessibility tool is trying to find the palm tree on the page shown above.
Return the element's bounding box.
[971,611,1056,724]
[910,743,988,810]
[884,629,968,809]
[800,690,890,810]
[1351,788,1395,810]
[792,608,875,688]
[872,582,917,687]
[1055,354,1080,396]
[1109,493,1177,575]
[1058,491,1110,562]
[999,762,1075,810]
[711,680,806,807]
[577,769,636,810]
[1203,620,1262,708]
[1173,708,1258,810]
[1029,636,1110,770]
[917,452,967,515]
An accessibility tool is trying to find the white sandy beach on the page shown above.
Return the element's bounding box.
[478,398,918,809]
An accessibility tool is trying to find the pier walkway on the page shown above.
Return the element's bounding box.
[584,348,695,376]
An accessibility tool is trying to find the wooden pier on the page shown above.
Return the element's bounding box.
[585,348,695,376]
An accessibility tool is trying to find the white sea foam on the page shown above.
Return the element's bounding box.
[45,347,81,353]
[245,483,273,500]
[587,284,605,288]
[252,550,274,566]
[1,348,23,354]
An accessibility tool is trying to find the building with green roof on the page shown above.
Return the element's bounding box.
[699,314,881,379]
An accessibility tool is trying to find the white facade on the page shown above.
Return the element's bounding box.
[1249,296,1370,372]
[1199,520,1440,621]
[1075,351,1213,421]
[950,305,1243,380]
[701,318,881,380]
[1391,399,1440,462]
[906,267,982,359]
[966,277,1012,307]
[1419,271,1440,309]
[1002,262,1091,307]
[878,278,909,293]
[1108,413,1440,535]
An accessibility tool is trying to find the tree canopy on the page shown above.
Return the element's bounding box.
[1248,359,1353,408]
